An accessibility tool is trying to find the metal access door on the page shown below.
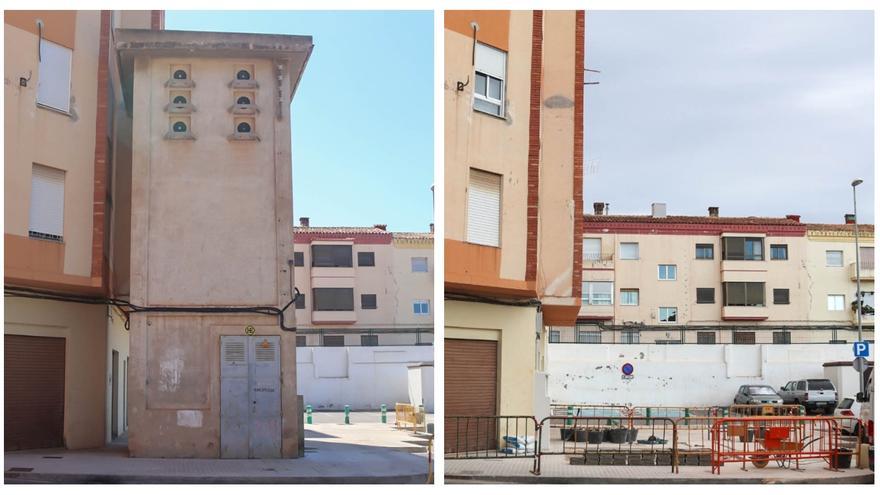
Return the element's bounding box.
[220,335,282,458]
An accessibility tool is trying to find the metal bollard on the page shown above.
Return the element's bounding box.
[566,405,574,426]
[344,405,351,425]
[306,404,313,424]
[381,404,387,424]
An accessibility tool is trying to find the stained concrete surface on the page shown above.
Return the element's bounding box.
[5,413,431,484]
[445,456,874,484]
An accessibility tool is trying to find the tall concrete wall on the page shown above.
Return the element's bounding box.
[548,343,854,407]
[296,346,433,411]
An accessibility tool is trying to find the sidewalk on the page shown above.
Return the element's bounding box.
[5,415,431,484]
[445,456,874,484]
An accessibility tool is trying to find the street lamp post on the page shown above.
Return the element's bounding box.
[851,178,865,400]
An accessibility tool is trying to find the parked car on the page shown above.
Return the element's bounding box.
[778,379,838,415]
[834,397,862,435]
[733,385,783,405]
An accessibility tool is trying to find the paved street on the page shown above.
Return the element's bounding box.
[445,456,874,484]
[5,413,432,484]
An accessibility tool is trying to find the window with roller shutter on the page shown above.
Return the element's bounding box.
[29,164,65,242]
[467,169,502,247]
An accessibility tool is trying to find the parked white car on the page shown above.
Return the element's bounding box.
[834,397,862,435]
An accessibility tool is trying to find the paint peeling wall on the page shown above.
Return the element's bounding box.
[296,346,433,411]
[548,343,854,407]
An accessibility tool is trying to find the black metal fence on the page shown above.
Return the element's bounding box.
[548,325,874,345]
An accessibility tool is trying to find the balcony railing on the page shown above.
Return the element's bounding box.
[583,252,614,267]
[850,262,874,281]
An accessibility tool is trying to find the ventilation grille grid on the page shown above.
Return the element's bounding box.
[255,341,276,362]
[224,341,246,364]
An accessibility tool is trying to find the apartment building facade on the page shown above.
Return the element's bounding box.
[563,203,874,345]
[4,10,161,452]
[444,9,584,450]
[292,219,434,346]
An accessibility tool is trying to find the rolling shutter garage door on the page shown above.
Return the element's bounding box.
[5,335,66,451]
[445,338,498,454]
[466,169,501,247]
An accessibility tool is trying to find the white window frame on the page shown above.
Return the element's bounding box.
[411,257,429,273]
[413,299,430,315]
[620,289,639,306]
[658,264,677,281]
[827,294,845,312]
[620,242,639,260]
[37,38,73,113]
[473,42,506,117]
[826,250,844,267]
[658,306,678,323]
[582,281,613,306]
[583,238,602,261]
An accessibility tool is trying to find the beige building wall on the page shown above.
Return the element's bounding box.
[4,11,100,286]
[293,229,434,346]
[583,232,811,326]
[4,298,107,449]
[120,29,311,458]
[444,12,531,281]
[805,228,875,330]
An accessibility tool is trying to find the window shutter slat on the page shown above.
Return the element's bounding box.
[29,165,65,237]
[467,170,501,247]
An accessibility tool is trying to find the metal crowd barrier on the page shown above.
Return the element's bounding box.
[531,415,677,475]
[727,404,804,417]
[444,415,538,459]
[710,416,841,474]
[444,412,863,476]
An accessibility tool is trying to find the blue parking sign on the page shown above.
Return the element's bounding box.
[853,341,870,358]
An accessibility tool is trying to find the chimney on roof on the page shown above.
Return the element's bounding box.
[299,217,309,227]
[373,224,387,231]
[845,214,856,225]
[651,202,667,218]
[708,206,719,217]
[593,202,605,215]
[429,223,434,233]
[786,214,801,223]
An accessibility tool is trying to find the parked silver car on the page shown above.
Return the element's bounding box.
[733,385,783,405]
[778,379,838,415]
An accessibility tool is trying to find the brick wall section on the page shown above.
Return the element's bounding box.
[525,10,543,282]
[572,11,585,300]
[151,10,162,30]
[90,10,111,291]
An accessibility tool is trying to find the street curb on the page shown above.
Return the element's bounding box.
[5,472,430,484]
[445,473,874,484]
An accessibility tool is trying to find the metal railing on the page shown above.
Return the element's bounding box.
[445,413,863,476]
[444,416,538,459]
[531,415,678,475]
[548,326,875,345]
[710,416,841,474]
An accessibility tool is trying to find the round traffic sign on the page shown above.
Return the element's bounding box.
[853,357,868,372]
[621,362,634,376]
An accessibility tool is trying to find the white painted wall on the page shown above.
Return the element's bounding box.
[297,345,433,411]
[548,344,854,407]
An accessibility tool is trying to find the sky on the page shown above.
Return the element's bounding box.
[584,11,874,223]
[166,11,434,232]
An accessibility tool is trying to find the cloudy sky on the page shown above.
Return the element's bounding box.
[584,11,874,223]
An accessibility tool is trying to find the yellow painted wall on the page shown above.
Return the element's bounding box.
[446,299,539,417]
[4,297,107,449]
